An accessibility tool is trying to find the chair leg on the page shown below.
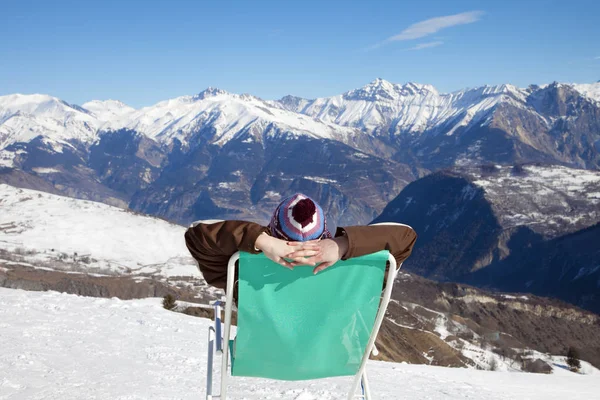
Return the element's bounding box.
[220,252,238,399]
[220,346,229,400]
[206,327,215,400]
[208,299,228,399]
[349,372,367,400]
[206,315,230,400]
[347,375,370,400]
[362,369,372,400]
[349,255,400,400]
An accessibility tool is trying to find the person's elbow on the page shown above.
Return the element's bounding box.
[407,226,417,245]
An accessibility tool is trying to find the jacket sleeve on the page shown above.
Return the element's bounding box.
[184,220,268,290]
[336,224,417,269]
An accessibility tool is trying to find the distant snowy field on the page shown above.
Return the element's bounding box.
[1,288,598,400]
[0,184,199,279]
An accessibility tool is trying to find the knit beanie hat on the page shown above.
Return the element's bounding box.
[268,193,332,242]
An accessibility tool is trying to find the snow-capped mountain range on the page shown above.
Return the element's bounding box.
[276,79,528,135]
[0,87,363,158]
[1,79,599,156]
[281,80,600,134]
[102,88,360,148]
[1,78,599,228]
[0,93,97,150]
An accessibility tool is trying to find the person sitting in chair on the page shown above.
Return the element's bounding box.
[184,193,417,294]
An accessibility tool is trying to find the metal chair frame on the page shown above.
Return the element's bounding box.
[205,251,400,400]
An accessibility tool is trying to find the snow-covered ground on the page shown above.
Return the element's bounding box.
[1,288,598,400]
[468,164,600,238]
[0,184,198,279]
[573,82,600,103]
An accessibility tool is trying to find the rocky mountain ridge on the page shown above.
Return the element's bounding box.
[372,163,600,313]
[281,80,600,170]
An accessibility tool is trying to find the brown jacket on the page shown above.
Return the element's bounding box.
[184,220,417,292]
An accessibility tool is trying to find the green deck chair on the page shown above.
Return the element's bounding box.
[204,245,401,400]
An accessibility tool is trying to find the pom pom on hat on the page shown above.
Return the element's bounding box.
[292,198,316,228]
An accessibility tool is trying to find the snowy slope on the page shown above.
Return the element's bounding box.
[573,82,600,103]
[469,164,600,238]
[275,78,529,135]
[0,184,198,279]
[378,164,600,240]
[82,99,136,120]
[102,88,359,148]
[0,94,98,149]
[1,287,598,400]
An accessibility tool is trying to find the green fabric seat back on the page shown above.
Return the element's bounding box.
[232,250,389,381]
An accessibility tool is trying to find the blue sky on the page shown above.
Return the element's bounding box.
[1,0,599,107]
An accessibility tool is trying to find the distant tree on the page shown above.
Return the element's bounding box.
[511,164,527,176]
[480,164,499,175]
[79,255,91,264]
[566,347,581,372]
[163,294,177,310]
[489,357,498,371]
[493,346,505,359]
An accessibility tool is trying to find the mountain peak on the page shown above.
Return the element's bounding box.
[0,93,62,108]
[370,77,393,86]
[343,79,437,101]
[194,87,229,100]
[366,77,396,91]
[344,78,398,101]
[400,81,438,96]
[0,93,94,118]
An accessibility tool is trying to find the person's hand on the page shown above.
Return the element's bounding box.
[254,233,321,269]
[286,235,349,274]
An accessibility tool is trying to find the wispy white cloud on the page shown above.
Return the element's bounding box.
[368,11,483,50]
[595,56,600,60]
[407,41,444,51]
[390,11,484,41]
